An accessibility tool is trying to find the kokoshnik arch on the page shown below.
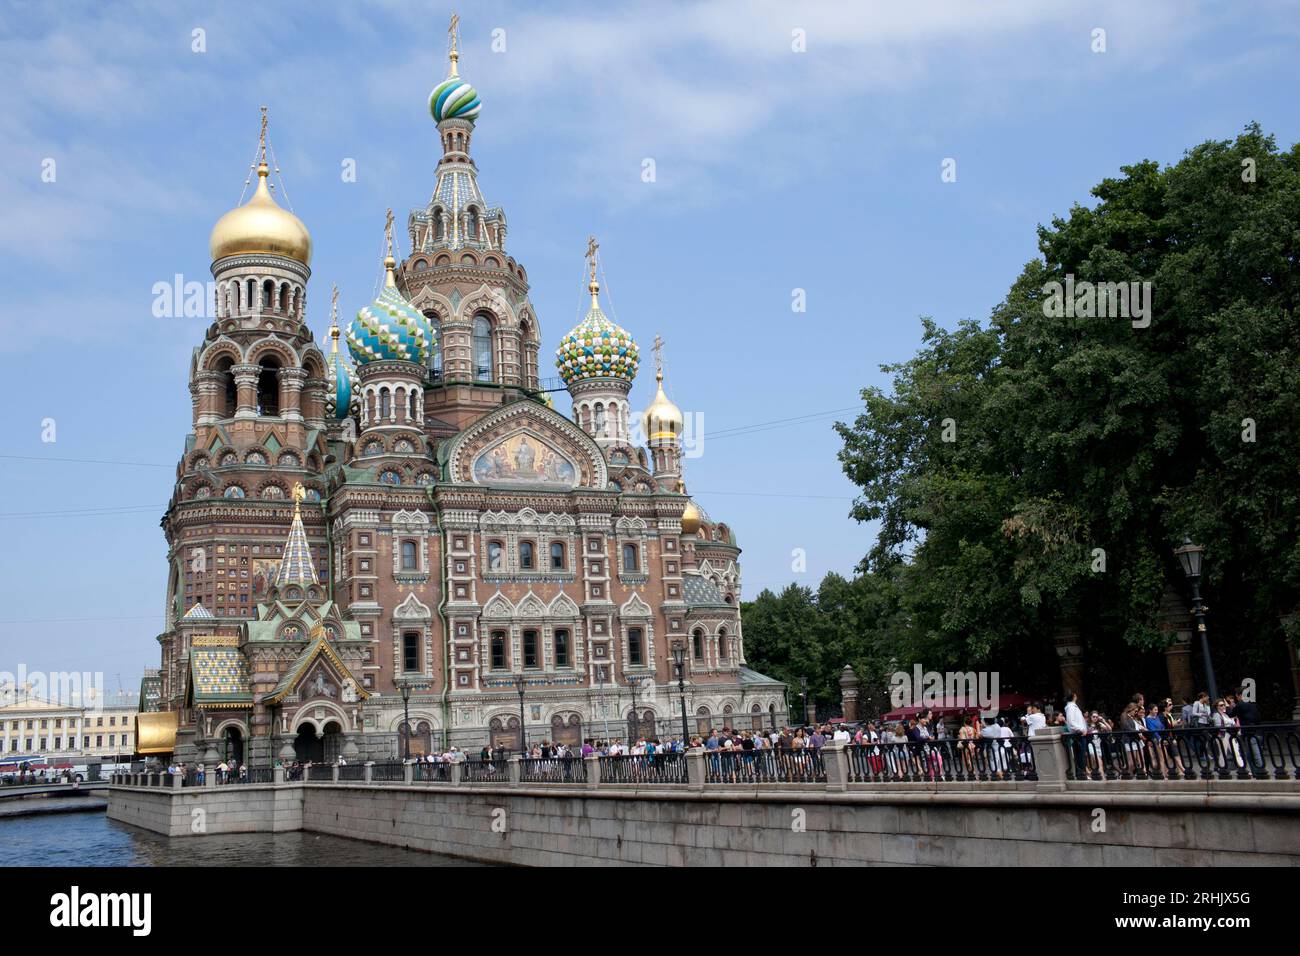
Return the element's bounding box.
[151,21,787,765]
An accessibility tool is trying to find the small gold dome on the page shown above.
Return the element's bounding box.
[680,499,701,535]
[642,372,683,440]
[210,162,312,265]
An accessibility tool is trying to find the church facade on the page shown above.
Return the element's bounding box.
[154,31,786,766]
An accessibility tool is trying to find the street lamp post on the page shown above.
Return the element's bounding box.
[799,676,809,728]
[628,675,641,742]
[514,674,527,754]
[399,682,411,761]
[597,665,610,742]
[672,641,689,745]
[1174,538,1218,707]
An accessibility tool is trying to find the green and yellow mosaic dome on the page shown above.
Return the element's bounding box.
[555,305,640,385]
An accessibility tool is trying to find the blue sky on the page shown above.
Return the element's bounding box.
[1,0,1298,685]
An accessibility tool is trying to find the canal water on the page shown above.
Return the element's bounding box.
[1,810,480,867]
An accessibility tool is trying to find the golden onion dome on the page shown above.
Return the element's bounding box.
[210,162,312,265]
[680,499,701,535]
[642,371,683,440]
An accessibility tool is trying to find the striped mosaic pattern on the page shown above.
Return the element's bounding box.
[272,508,319,588]
[429,76,482,121]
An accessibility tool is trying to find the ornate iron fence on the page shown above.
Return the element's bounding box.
[520,757,587,783]
[461,758,508,783]
[704,748,826,784]
[414,761,452,783]
[599,752,688,784]
[1061,724,1300,781]
[845,738,1037,783]
[371,761,406,782]
[338,764,366,782]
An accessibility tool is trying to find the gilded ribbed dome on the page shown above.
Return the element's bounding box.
[642,372,683,441]
[210,162,312,265]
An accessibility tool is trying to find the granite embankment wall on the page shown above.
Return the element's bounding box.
[109,782,1300,866]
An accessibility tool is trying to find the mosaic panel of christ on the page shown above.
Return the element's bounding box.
[472,433,577,487]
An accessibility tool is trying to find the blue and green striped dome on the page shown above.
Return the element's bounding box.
[555,305,639,385]
[430,75,482,122]
[347,281,433,366]
[325,343,358,419]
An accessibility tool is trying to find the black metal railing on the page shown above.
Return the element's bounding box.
[461,758,508,783]
[413,761,452,783]
[846,738,1037,783]
[520,757,587,784]
[704,748,826,784]
[599,752,689,784]
[1061,724,1300,781]
[371,761,406,783]
[338,764,365,782]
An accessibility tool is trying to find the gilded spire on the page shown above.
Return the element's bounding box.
[258,106,268,169]
[653,332,664,384]
[585,234,600,309]
[329,284,340,353]
[448,12,461,77]
[383,208,397,287]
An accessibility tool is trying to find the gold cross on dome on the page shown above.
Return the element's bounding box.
[585,235,599,281]
[653,334,664,378]
[258,106,268,164]
[384,208,395,257]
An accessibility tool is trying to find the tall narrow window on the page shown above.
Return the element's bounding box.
[549,542,565,570]
[692,629,704,661]
[628,627,643,666]
[523,629,539,668]
[256,359,280,416]
[519,541,535,570]
[403,632,420,672]
[379,388,391,420]
[487,541,504,571]
[554,629,570,667]
[623,543,639,572]
[401,540,418,571]
[427,314,442,380]
[473,314,493,381]
[718,628,729,660]
[491,631,506,670]
[409,389,419,421]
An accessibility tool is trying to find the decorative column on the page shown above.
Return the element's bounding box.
[1053,625,1085,701]
[838,664,860,723]
[232,364,261,419]
[193,371,222,426]
[1158,585,1195,702]
[278,367,307,423]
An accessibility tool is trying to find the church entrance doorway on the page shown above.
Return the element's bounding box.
[223,726,245,765]
[293,724,323,763]
[321,721,344,762]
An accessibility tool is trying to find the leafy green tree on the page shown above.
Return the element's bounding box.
[835,124,1300,716]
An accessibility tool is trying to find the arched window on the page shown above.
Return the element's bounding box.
[473,314,493,381]
[549,542,565,570]
[466,208,480,241]
[215,357,237,417]
[490,631,506,670]
[379,387,391,420]
[519,541,535,570]
[434,211,445,240]
[718,628,728,660]
[262,279,275,312]
[692,629,704,661]
[623,543,639,572]
[256,358,280,416]
[554,629,570,668]
[408,389,419,421]
[523,629,539,668]
[487,541,504,571]
[594,403,607,436]
[426,314,442,380]
[401,540,418,571]
[628,627,643,666]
